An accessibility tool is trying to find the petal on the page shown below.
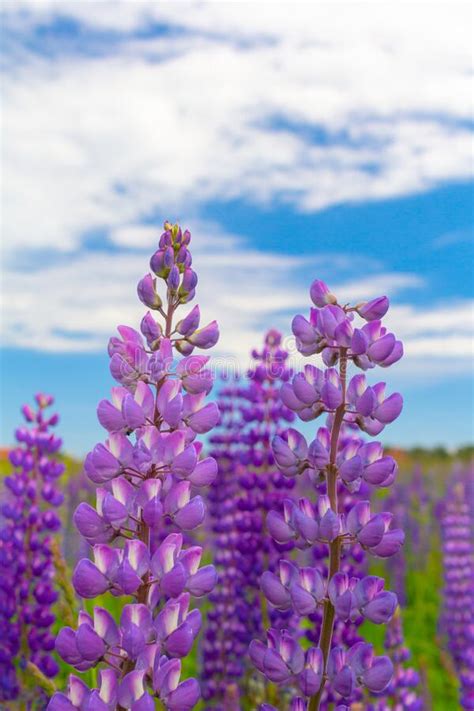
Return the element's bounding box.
[118,670,147,707]
[72,559,109,598]
[260,572,291,610]
[374,393,403,424]
[249,639,266,673]
[174,496,205,531]
[362,656,393,692]
[186,565,217,597]
[166,678,200,711]
[187,403,220,434]
[76,624,105,662]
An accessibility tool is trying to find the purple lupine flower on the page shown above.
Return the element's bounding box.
[439,469,474,710]
[252,280,404,709]
[48,222,219,711]
[201,330,297,706]
[0,395,64,703]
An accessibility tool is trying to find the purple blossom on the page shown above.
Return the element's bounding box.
[439,469,474,710]
[251,280,404,709]
[0,394,64,703]
[48,222,220,711]
[201,330,296,705]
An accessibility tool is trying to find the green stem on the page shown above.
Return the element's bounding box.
[308,348,347,711]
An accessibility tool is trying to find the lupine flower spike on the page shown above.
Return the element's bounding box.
[251,280,404,710]
[48,222,220,711]
[0,394,64,704]
[202,331,295,707]
[439,469,474,710]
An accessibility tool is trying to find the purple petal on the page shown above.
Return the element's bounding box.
[131,693,155,711]
[76,624,105,662]
[369,529,405,558]
[357,516,385,547]
[362,656,393,692]
[102,493,128,528]
[249,639,266,673]
[73,503,111,543]
[174,496,205,530]
[356,387,377,417]
[368,333,396,362]
[260,572,291,610]
[166,678,200,711]
[189,457,217,487]
[319,509,340,541]
[187,565,217,597]
[310,279,336,308]
[122,394,147,429]
[380,340,403,367]
[266,510,295,544]
[358,296,389,322]
[122,623,146,660]
[363,456,396,485]
[97,399,126,432]
[118,671,147,707]
[362,591,397,624]
[142,496,164,528]
[161,564,187,599]
[72,559,109,598]
[263,649,291,683]
[165,624,195,658]
[290,585,317,616]
[46,693,77,711]
[374,393,403,424]
[187,403,219,434]
[55,628,81,665]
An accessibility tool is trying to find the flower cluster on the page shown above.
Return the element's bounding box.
[48,222,220,711]
[202,331,296,708]
[439,469,474,710]
[0,395,64,703]
[251,280,405,710]
[202,379,249,707]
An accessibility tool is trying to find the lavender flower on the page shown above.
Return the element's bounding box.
[252,280,404,710]
[0,394,64,703]
[48,222,219,711]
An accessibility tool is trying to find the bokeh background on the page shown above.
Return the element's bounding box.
[1,1,473,453]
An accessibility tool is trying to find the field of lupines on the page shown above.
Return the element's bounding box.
[0,223,472,711]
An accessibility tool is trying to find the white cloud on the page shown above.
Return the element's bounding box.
[1,2,472,257]
[0,2,472,383]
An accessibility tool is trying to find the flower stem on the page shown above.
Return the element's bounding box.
[309,348,347,711]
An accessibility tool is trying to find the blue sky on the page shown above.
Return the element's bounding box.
[1,2,473,454]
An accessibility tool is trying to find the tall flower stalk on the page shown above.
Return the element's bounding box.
[0,394,64,704]
[251,280,405,710]
[439,468,474,710]
[203,330,296,707]
[48,222,220,711]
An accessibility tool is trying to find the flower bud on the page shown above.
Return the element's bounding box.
[357,296,389,321]
[310,280,337,308]
[137,274,163,310]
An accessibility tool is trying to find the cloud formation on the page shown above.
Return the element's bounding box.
[2,1,472,255]
[1,2,472,378]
